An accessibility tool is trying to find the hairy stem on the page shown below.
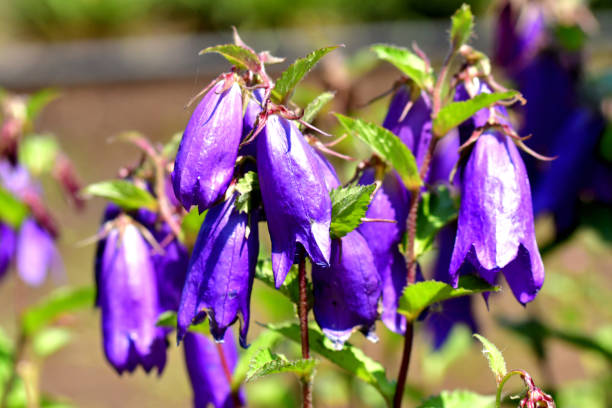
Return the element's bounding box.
[297,257,312,408]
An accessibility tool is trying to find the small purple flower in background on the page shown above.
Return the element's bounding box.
[151,223,189,313]
[172,80,243,212]
[0,223,16,279]
[16,218,62,286]
[257,114,331,287]
[183,330,244,408]
[427,129,460,186]
[98,223,167,374]
[177,195,258,347]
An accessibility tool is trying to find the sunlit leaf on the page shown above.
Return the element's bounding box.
[415,186,458,258]
[300,91,335,129]
[0,187,29,229]
[245,348,316,382]
[371,44,433,89]
[417,390,494,408]
[450,4,474,49]
[330,184,376,239]
[473,333,507,384]
[199,44,261,72]
[83,180,157,211]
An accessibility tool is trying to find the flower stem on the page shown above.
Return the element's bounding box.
[297,256,312,408]
[0,331,26,408]
[215,342,243,408]
[392,322,414,408]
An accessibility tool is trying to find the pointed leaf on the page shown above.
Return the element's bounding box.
[417,390,494,408]
[329,184,376,239]
[181,207,207,249]
[450,4,474,49]
[200,44,261,72]
[83,180,157,211]
[371,44,433,89]
[300,91,335,129]
[231,330,283,390]
[432,91,518,137]
[245,348,316,382]
[26,89,60,121]
[0,187,29,229]
[398,276,498,322]
[335,114,421,190]
[272,46,340,103]
[473,333,507,384]
[415,185,458,257]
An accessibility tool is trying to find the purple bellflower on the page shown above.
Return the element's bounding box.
[183,330,244,408]
[172,80,243,212]
[450,80,544,305]
[177,194,258,347]
[257,115,331,287]
[16,218,62,286]
[98,224,167,374]
[0,222,16,279]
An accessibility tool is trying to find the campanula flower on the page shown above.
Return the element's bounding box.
[172,80,243,212]
[177,195,258,347]
[0,222,16,279]
[151,223,189,313]
[98,224,167,374]
[16,218,62,286]
[183,331,244,408]
[239,89,264,158]
[257,115,331,287]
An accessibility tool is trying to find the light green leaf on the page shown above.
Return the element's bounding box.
[0,187,29,229]
[267,322,395,404]
[398,276,498,322]
[21,286,95,336]
[450,4,474,49]
[231,330,282,390]
[181,206,207,249]
[155,311,210,335]
[473,334,507,384]
[415,186,458,258]
[235,171,260,214]
[245,348,316,382]
[83,180,157,211]
[255,258,309,306]
[417,390,494,408]
[162,132,182,160]
[199,44,261,72]
[432,91,518,137]
[272,46,340,103]
[300,91,335,129]
[18,135,59,175]
[26,89,60,121]
[371,44,433,89]
[32,328,72,358]
[329,184,376,239]
[335,114,421,190]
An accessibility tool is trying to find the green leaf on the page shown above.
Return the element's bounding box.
[255,257,310,306]
[398,276,498,322]
[245,348,316,383]
[473,334,507,384]
[162,132,182,160]
[231,330,282,390]
[335,114,421,190]
[432,91,518,137]
[450,4,474,49]
[329,184,376,239]
[83,180,157,211]
[371,44,433,89]
[155,311,210,335]
[415,186,458,258]
[21,286,95,336]
[235,171,260,214]
[181,206,207,249]
[26,89,60,121]
[417,390,494,408]
[267,322,395,403]
[300,91,335,129]
[272,46,340,103]
[199,44,260,72]
[32,328,72,358]
[18,135,60,175]
[0,187,29,229]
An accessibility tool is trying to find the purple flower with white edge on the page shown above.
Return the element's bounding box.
[183,330,244,408]
[177,194,258,347]
[0,222,16,279]
[172,80,243,212]
[98,223,167,374]
[16,218,62,286]
[256,114,331,287]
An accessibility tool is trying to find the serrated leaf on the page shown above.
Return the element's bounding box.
[450,4,474,49]
[329,184,376,239]
[267,322,395,403]
[432,91,518,137]
[0,187,29,229]
[231,330,283,390]
[272,46,340,103]
[32,328,72,358]
[83,180,157,211]
[417,390,494,408]
[415,186,458,257]
[26,89,60,121]
[21,286,95,336]
[235,171,260,214]
[246,348,316,382]
[199,44,261,72]
[335,114,421,190]
[255,258,311,306]
[18,135,59,175]
[155,310,210,335]
[473,334,507,384]
[398,276,498,322]
[300,91,335,129]
[371,44,433,90]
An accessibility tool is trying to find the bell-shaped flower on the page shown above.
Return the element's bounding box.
[172,80,243,212]
[98,223,167,374]
[256,115,331,287]
[183,330,244,408]
[16,218,62,286]
[239,89,264,158]
[151,223,189,313]
[177,195,258,347]
[427,129,460,186]
[312,230,381,348]
[0,222,16,279]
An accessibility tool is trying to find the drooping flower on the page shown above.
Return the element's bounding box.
[257,115,331,287]
[177,194,258,347]
[172,80,243,212]
[98,223,167,374]
[16,218,62,286]
[0,222,16,279]
[183,330,244,408]
[239,89,264,158]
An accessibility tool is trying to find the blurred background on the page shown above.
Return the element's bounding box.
[0,0,611,407]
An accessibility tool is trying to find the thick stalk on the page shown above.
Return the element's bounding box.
[297,257,312,408]
[216,343,242,408]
